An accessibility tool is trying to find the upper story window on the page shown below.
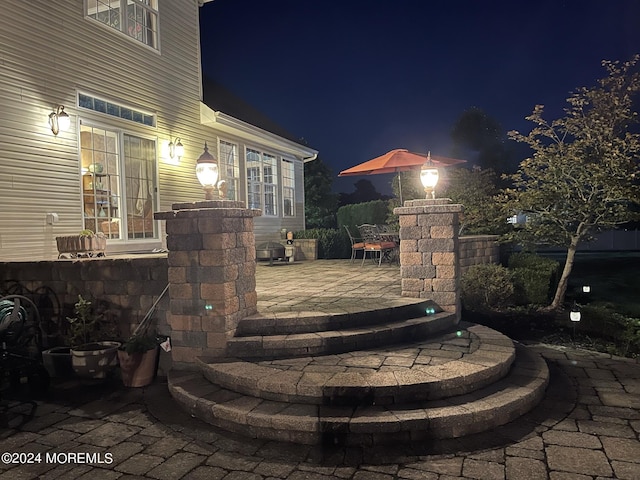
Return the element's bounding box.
[86,0,159,50]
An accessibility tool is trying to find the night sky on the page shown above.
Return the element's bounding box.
[199,0,640,194]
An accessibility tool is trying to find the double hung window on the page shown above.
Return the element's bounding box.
[85,0,159,50]
[219,140,239,201]
[246,148,278,216]
[282,159,295,217]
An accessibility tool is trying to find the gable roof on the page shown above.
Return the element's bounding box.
[202,76,305,146]
[201,76,318,161]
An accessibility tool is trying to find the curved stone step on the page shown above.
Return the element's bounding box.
[200,324,515,405]
[227,311,458,359]
[169,344,548,446]
[236,300,437,336]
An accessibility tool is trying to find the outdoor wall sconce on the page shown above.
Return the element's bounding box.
[420,151,439,199]
[49,105,70,136]
[196,142,219,200]
[168,137,184,160]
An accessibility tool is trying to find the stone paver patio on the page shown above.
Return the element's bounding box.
[0,260,639,479]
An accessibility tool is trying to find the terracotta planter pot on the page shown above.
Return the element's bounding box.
[117,347,159,387]
[71,341,121,379]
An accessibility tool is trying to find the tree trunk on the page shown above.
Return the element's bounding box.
[548,236,580,310]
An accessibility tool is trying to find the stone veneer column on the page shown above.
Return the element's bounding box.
[394,198,463,320]
[154,200,261,367]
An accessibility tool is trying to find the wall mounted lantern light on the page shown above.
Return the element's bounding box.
[49,105,70,136]
[195,142,219,200]
[420,151,439,199]
[168,137,184,160]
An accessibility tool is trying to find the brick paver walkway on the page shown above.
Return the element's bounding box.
[1,260,638,479]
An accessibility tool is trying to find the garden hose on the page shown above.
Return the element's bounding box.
[0,295,40,347]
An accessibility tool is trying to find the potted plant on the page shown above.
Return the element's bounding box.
[117,284,170,387]
[117,333,164,387]
[67,294,121,379]
[56,230,106,258]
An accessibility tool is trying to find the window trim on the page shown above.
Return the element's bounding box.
[78,119,160,244]
[84,0,161,52]
[218,139,240,201]
[245,146,278,217]
[281,158,295,217]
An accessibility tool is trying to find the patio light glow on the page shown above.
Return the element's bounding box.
[196,142,219,200]
[420,151,439,199]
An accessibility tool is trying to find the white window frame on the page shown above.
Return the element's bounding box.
[84,0,160,51]
[282,158,295,217]
[79,121,159,243]
[219,140,239,201]
[246,147,278,216]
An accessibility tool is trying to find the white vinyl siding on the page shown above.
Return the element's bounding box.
[0,0,315,260]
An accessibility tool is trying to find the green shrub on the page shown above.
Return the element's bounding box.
[337,200,390,231]
[570,303,640,357]
[508,252,559,305]
[293,228,351,259]
[461,264,515,312]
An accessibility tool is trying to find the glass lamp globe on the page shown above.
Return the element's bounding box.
[196,143,219,200]
[420,154,439,199]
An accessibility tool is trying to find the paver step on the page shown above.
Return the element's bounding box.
[227,311,458,359]
[168,343,548,447]
[236,300,437,336]
[199,324,515,405]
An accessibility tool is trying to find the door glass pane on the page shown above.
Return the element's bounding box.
[80,125,121,239]
[124,134,156,239]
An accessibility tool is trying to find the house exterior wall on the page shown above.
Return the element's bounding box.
[0,0,315,262]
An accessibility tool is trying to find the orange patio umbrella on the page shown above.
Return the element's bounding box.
[339,149,466,203]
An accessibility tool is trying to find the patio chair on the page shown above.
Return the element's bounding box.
[344,225,365,263]
[357,224,397,267]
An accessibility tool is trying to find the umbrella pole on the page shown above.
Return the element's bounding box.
[398,174,403,205]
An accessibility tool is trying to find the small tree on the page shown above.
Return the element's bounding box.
[440,167,507,235]
[304,156,339,229]
[503,56,640,310]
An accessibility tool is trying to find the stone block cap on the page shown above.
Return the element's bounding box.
[394,198,463,215]
[154,200,262,220]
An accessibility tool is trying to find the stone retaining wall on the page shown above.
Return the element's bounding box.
[292,238,318,260]
[0,256,170,347]
[459,235,500,273]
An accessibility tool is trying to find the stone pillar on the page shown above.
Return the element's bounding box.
[394,199,463,320]
[154,200,260,367]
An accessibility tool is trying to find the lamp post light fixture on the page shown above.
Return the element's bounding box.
[420,151,439,199]
[168,137,184,160]
[49,105,70,136]
[195,142,219,200]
